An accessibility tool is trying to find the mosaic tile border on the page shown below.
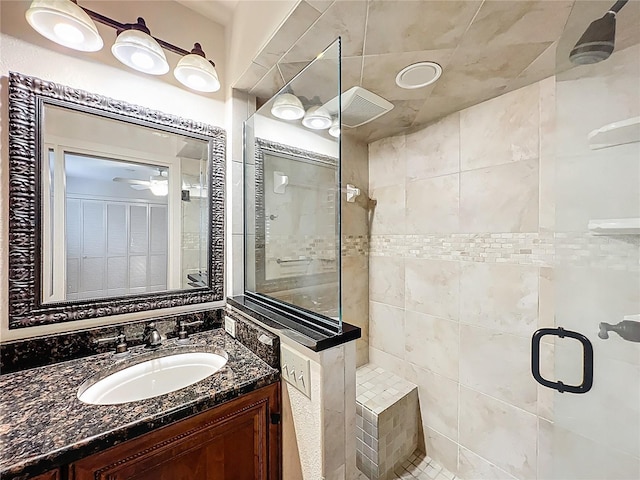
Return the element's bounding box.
[263,234,369,258]
[266,235,337,262]
[343,235,369,257]
[370,233,639,271]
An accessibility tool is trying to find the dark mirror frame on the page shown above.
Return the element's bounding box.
[7,71,225,329]
[251,137,339,295]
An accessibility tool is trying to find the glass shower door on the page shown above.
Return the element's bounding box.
[538,2,640,478]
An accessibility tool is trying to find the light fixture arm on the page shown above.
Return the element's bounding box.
[79,5,216,67]
[189,43,216,69]
[121,17,152,35]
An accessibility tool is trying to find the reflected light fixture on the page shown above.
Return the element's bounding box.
[111,18,169,75]
[25,0,103,52]
[174,43,220,92]
[329,118,340,138]
[271,93,305,120]
[302,106,332,130]
[149,175,169,196]
[26,0,220,93]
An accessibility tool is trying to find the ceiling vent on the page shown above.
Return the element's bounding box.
[323,86,394,128]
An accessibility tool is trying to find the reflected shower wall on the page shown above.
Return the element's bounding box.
[244,39,341,324]
[263,151,337,281]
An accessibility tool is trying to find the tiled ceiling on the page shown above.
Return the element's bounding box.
[235,0,640,143]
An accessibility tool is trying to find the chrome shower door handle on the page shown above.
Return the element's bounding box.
[531,327,594,394]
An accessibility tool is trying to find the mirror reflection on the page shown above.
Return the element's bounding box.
[263,149,337,282]
[244,38,341,324]
[42,104,209,304]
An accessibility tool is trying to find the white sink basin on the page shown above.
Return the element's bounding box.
[78,351,228,405]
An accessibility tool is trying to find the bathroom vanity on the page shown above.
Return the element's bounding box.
[67,383,277,479]
[0,329,280,480]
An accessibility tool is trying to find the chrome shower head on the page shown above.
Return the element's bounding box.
[569,0,628,65]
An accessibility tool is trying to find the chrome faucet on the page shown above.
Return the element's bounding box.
[143,322,163,348]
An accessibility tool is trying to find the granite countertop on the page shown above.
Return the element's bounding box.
[0,328,279,480]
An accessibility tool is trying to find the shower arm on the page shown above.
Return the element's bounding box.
[608,0,628,14]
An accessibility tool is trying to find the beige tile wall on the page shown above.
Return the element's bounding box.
[342,136,371,367]
[368,81,549,479]
[367,66,639,480]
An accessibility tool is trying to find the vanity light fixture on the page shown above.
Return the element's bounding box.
[302,106,332,130]
[174,43,220,92]
[25,0,220,92]
[25,0,103,52]
[271,93,305,120]
[328,118,340,138]
[111,18,169,75]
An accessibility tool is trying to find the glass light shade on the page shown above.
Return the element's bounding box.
[25,0,103,52]
[174,54,220,92]
[302,106,332,130]
[111,29,169,75]
[271,93,305,120]
[329,118,340,138]
[149,177,168,196]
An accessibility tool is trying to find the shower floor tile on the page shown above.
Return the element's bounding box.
[356,451,459,480]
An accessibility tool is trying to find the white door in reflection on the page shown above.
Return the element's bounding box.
[64,154,169,300]
[42,151,176,302]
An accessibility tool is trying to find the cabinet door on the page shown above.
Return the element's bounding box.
[31,470,60,480]
[71,383,280,480]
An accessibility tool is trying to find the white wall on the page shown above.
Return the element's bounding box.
[225,0,297,91]
[255,114,338,158]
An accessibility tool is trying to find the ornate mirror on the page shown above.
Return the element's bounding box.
[7,72,225,329]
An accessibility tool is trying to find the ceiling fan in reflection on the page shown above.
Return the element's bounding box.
[112,170,168,196]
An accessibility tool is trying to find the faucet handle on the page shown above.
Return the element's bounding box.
[177,319,204,341]
[94,330,128,354]
[598,322,610,339]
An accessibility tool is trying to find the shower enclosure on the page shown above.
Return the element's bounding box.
[243,39,342,330]
[537,1,639,477]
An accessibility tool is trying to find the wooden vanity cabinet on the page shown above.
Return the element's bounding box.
[31,471,60,480]
[70,383,280,480]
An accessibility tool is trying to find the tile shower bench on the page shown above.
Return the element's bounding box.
[356,364,419,480]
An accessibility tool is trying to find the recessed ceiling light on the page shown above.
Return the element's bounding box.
[395,61,442,89]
